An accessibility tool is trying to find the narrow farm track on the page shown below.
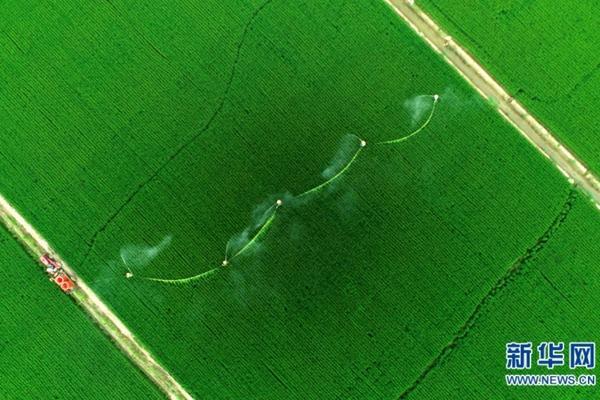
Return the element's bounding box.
[385,0,600,208]
[0,194,193,400]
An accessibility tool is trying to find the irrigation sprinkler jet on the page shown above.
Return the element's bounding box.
[376,94,439,145]
[137,199,283,285]
[134,93,440,286]
[224,198,283,265]
[296,135,367,199]
[140,266,220,285]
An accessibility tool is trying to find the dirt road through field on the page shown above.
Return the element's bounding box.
[0,194,193,400]
[385,0,600,208]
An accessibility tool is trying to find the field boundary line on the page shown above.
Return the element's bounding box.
[0,194,193,400]
[384,0,600,209]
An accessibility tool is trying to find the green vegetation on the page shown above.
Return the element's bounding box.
[419,0,600,174]
[1,0,597,398]
[407,190,600,399]
[0,229,160,399]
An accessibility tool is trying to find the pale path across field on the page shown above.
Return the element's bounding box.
[0,194,193,400]
[385,0,600,208]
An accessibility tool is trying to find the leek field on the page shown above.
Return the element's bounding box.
[1,0,599,398]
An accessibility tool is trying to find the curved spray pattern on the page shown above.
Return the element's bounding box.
[296,137,367,199]
[376,94,439,145]
[121,235,173,268]
[139,200,282,285]
[134,93,440,287]
[139,267,219,285]
[227,200,281,263]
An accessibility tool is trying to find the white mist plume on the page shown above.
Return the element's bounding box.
[120,235,173,268]
[225,195,287,261]
[322,134,360,180]
[404,94,434,126]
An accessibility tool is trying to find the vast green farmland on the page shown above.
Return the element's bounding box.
[0,229,160,399]
[1,0,598,398]
[419,0,600,175]
[405,191,600,400]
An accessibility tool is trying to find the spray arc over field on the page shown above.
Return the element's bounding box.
[377,94,439,144]
[121,235,173,269]
[225,200,282,264]
[142,267,220,285]
[137,200,283,285]
[138,93,440,286]
[297,135,367,199]
[88,235,175,285]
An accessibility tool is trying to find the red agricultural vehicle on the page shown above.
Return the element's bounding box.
[40,253,75,293]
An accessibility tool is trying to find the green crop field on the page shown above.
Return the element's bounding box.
[405,190,600,399]
[419,0,600,175]
[1,0,599,398]
[0,229,160,399]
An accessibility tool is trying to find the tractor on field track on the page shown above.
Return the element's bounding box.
[40,253,75,293]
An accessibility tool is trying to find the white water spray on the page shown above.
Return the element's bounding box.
[120,235,173,269]
[377,94,439,145]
